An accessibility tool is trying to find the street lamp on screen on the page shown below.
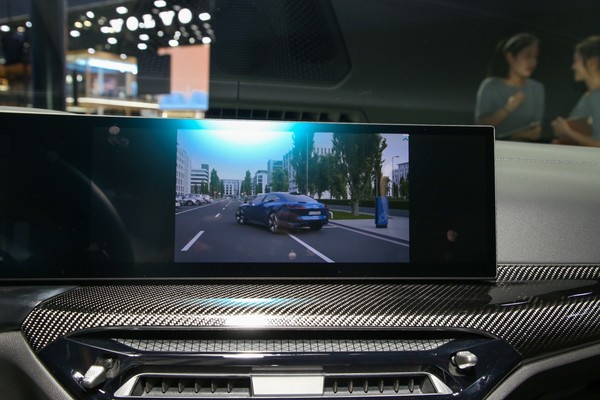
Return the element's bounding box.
[391,155,400,197]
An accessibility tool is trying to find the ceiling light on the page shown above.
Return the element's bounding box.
[199,13,211,21]
[26,21,32,28]
[159,10,175,26]
[157,30,164,37]
[109,18,124,33]
[74,21,83,28]
[88,48,96,54]
[178,8,193,24]
[126,16,139,31]
[142,14,156,29]
[189,37,196,44]
[86,11,95,19]
[70,30,81,37]
[83,20,92,27]
[154,0,167,7]
[17,26,25,33]
[107,37,118,45]
[100,26,113,34]
[169,39,179,47]
[139,34,150,41]
[137,43,148,50]
[120,54,127,60]
[116,6,128,15]
[202,37,212,44]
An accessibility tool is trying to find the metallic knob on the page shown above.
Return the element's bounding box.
[451,351,478,370]
[81,365,107,389]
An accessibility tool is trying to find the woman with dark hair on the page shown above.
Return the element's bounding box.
[552,36,600,147]
[475,33,544,141]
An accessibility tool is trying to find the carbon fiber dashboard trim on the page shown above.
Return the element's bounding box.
[496,264,600,281]
[21,265,600,358]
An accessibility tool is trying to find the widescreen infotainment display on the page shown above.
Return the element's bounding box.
[0,113,495,279]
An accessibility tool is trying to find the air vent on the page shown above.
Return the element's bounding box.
[115,372,452,398]
[323,373,451,396]
[205,107,366,122]
[116,375,251,398]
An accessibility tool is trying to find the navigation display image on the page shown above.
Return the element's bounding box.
[174,125,410,263]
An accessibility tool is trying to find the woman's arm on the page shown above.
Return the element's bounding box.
[477,90,525,126]
[507,124,541,141]
[552,117,600,147]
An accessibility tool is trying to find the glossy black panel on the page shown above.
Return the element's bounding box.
[0,112,495,279]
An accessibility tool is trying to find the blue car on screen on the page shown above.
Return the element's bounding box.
[235,192,329,233]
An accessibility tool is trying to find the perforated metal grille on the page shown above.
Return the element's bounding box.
[114,338,450,353]
[21,265,600,358]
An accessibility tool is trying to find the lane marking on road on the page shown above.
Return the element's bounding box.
[175,207,205,216]
[215,213,221,218]
[287,234,335,263]
[331,223,409,247]
[181,231,204,252]
[175,201,225,215]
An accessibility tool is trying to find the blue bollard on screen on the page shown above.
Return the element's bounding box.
[375,196,389,228]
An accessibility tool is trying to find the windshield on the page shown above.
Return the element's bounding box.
[0,0,598,147]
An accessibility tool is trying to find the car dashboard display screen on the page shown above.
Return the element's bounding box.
[0,113,495,279]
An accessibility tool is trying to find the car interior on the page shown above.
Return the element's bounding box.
[0,1,599,399]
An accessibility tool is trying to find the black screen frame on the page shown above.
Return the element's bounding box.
[0,112,496,281]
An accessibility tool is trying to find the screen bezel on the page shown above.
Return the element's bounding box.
[0,112,496,281]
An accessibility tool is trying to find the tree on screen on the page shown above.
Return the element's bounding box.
[291,131,316,195]
[332,133,387,215]
[241,170,252,196]
[400,174,409,200]
[271,169,289,192]
[314,154,345,200]
[210,168,220,198]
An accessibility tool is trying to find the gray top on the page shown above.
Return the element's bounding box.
[568,89,600,140]
[475,78,545,139]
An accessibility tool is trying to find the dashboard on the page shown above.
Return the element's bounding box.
[0,1,600,399]
[1,135,599,399]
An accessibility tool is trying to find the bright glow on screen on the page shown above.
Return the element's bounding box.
[206,129,290,146]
